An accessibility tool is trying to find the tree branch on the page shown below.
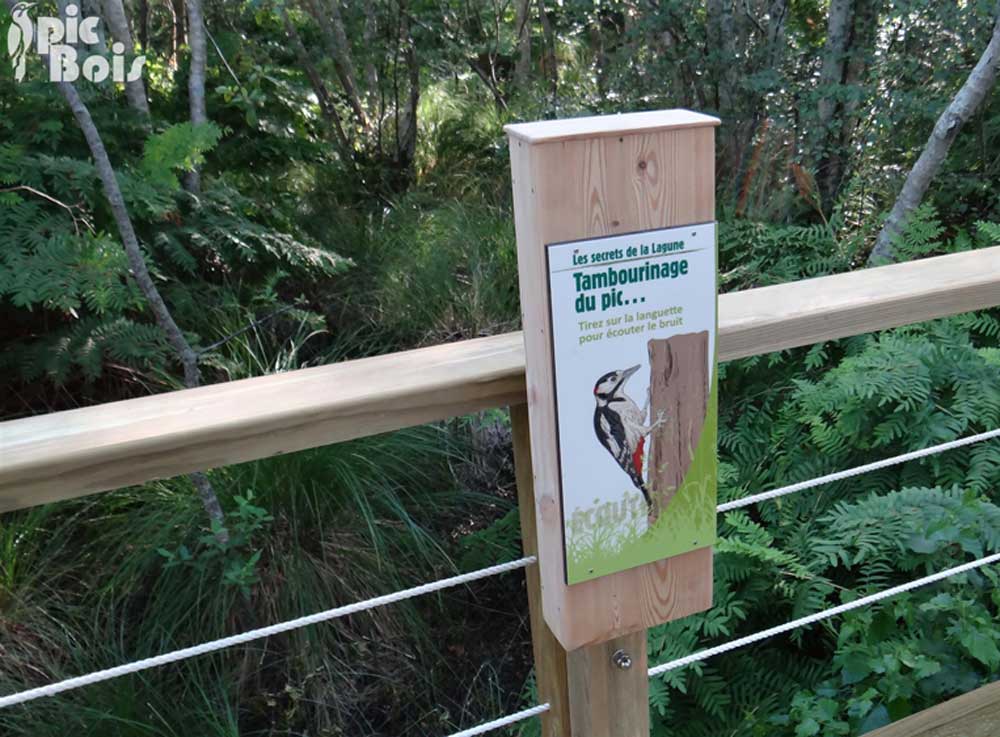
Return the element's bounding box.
[4,0,228,536]
[868,5,1000,264]
[0,185,90,234]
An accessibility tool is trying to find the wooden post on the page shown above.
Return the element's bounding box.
[566,631,650,736]
[512,403,572,737]
[505,110,719,651]
[513,403,649,737]
[647,332,710,525]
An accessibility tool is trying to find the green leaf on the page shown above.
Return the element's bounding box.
[795,717,820,737]
[840,651,872,685]
[858,705,890,733]
[141,122,223,190]
[959,629,1000,669]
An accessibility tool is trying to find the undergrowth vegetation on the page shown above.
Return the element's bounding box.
[1,0,999,735]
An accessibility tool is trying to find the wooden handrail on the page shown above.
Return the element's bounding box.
[1,246,999,512]
[866,680,1000,737]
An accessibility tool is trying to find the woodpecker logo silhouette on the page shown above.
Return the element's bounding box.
[6,2,34,83]
[592,365,666,514]
[5,2,145,83]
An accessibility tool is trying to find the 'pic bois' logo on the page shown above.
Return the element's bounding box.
[6,2,146,83]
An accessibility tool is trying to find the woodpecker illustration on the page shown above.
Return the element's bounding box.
[592,365,665,511]
[6,2,35,84]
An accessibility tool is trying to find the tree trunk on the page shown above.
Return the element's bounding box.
[281,6,353,158]
[102,0,152,119]
[171,0,186,67]
[362,0,378,106]
[536,0,557,98]
[707,0,739,180]
[815,0,854,208]
[817,0,852,132]
[396,0,419,171]
[765,0,789,71]
[817,0,880,211]
[80,0,109,53]
[138,0,149,52]
[4,0,228,535]
[184,0,208,193]
[58,82,226,532]
[869,7,1000,264]
[305,0,370,131]
[647,332,710,526]
[514,0,532,87]
[824,0,877,204]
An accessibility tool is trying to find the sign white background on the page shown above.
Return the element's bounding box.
[547,223,717,565]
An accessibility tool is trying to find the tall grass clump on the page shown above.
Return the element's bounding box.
[0,305,526,735]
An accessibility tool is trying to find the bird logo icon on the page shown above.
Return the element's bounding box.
[6,2,35,83]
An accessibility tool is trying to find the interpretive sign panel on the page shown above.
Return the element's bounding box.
[546,223,717,584]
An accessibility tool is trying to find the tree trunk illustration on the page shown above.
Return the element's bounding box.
[647,331,709,525]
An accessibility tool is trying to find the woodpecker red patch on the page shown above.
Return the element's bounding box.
[632,436,645,477]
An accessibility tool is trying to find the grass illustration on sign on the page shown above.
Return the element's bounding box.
[567,371,717,581]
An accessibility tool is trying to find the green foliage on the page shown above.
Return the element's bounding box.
[719,217,859,292]
[770,488,1000,734]
[335,198,519,350]
[157,492,274,597]
[0,131,346,391]
[141,122,224,191]
[2,0,1000,734]
[976,220,1000,244]
[645,316,1000,735]
[458,507,522,572]
[153,182,349,278]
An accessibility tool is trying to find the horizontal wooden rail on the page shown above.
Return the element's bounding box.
[1,246,998,512]
[867,680,1000,737]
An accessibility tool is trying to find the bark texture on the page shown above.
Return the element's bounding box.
[281,5,351,156]
[306,0,369,130]
[765,0,789,71]
[514,0,532,86]
[102,0,151,119]
[170,0,186,68]
[536,0,557,97]
[816,0,880,210]
[647,332,710,526]
[362,0,378,103]
[184,0,208,192]
[138,0,149,51]
[80,0,109,53]
[869,8,1000,264]
[56,80,225,531]
[817,0,853,133]
[814,0,854,208]
[706,0,735,111]
[3,0,227,533]
[397,0,419,167]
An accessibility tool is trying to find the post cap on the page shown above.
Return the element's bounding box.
[504,109,721,145]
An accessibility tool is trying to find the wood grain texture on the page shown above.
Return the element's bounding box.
[0,333,527,512]
[1,246,998,515]
[648,332,710,524]
[866,680,1000,737]
[509,116,717,649]
[512,404,571,737]
[720,244,1000,360]
[566,631,650,737]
